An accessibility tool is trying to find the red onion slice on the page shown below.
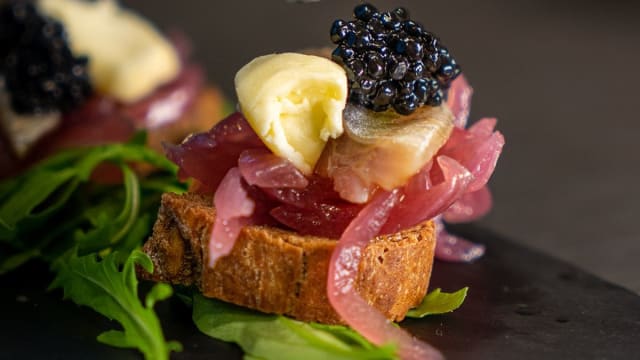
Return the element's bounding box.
[435,216,485,262]
[443,185,493,223]
[464,130,504,193]
[328,189,443,360]
[260,176,341,208]
[263,174,362,237]
[438,118,505,192]
[404,160,433,193]
[469,117,497,137]
[209,167,255,266]
[270,202,361,238]
[381,156,473,234]
[446,75,473,128]
[238,148,308,189]
[165,112,265,192]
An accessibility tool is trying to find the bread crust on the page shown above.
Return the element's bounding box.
[141,192,436,324]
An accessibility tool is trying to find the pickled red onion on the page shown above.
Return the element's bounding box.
[443,185,493,223]
[446,75,473,128]
[265,176,362,237]
[328,189,443,360]
[260,176,341,208]
[270,202,361,238]
[209,167,255,266]
[438,118,505,192]
[469,117,497,137]
[434,216,485,262]
[238,148,308,189]
[164,112,265,192]
[381,156,473,234]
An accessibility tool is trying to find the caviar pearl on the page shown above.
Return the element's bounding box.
[330,19,349,43]
[372,81,396,108]
[330,3,461,114]
[0,0,92,114]
[405,40,424,61]
[365,53,385,79]
[392,7,409,21]
[345,59,365,81]
[354,3,378,22]
[389,58,408,80]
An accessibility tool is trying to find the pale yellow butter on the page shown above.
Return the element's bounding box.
[235,53,347,174]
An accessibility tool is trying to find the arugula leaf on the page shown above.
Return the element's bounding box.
[0,169,78,241]
[112,214,154,256]
[0,248,41,275]
[0,139,187,357]
[405,287,468,318]
[50,249,182,359]
[0,142,178,245]
[0,140,185,259]
[0,211,86,274]
[74,164,140,254]
[192,294,397,360]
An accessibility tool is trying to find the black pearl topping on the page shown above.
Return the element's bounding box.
[0,0,92,114]
[330,3,461,115]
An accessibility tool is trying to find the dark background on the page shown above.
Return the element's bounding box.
[123,0,640,294]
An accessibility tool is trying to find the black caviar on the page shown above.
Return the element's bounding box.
[0,0,92,114]
[330,3,461,115]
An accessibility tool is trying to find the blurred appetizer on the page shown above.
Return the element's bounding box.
[0,0,226,178]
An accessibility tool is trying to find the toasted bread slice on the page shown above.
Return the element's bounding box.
[141,192,436,324]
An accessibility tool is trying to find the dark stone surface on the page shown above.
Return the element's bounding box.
[1,225,639,359]
[417,224,640,359]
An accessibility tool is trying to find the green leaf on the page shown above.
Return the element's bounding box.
[75,165,141,254]
[0,175,21,204]
[0,248,41,275]
[65,142,176,181]
[0,140,178,248]
[0,168,76,236]
[145,283,174,309]
[192,294,397,360]
[405,287,468,318]
[50,250,181,360]
[113,214,154,255]
[0,138,187,357]
[127,130,148,146]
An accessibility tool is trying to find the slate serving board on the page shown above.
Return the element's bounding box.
[1,224,639,359]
